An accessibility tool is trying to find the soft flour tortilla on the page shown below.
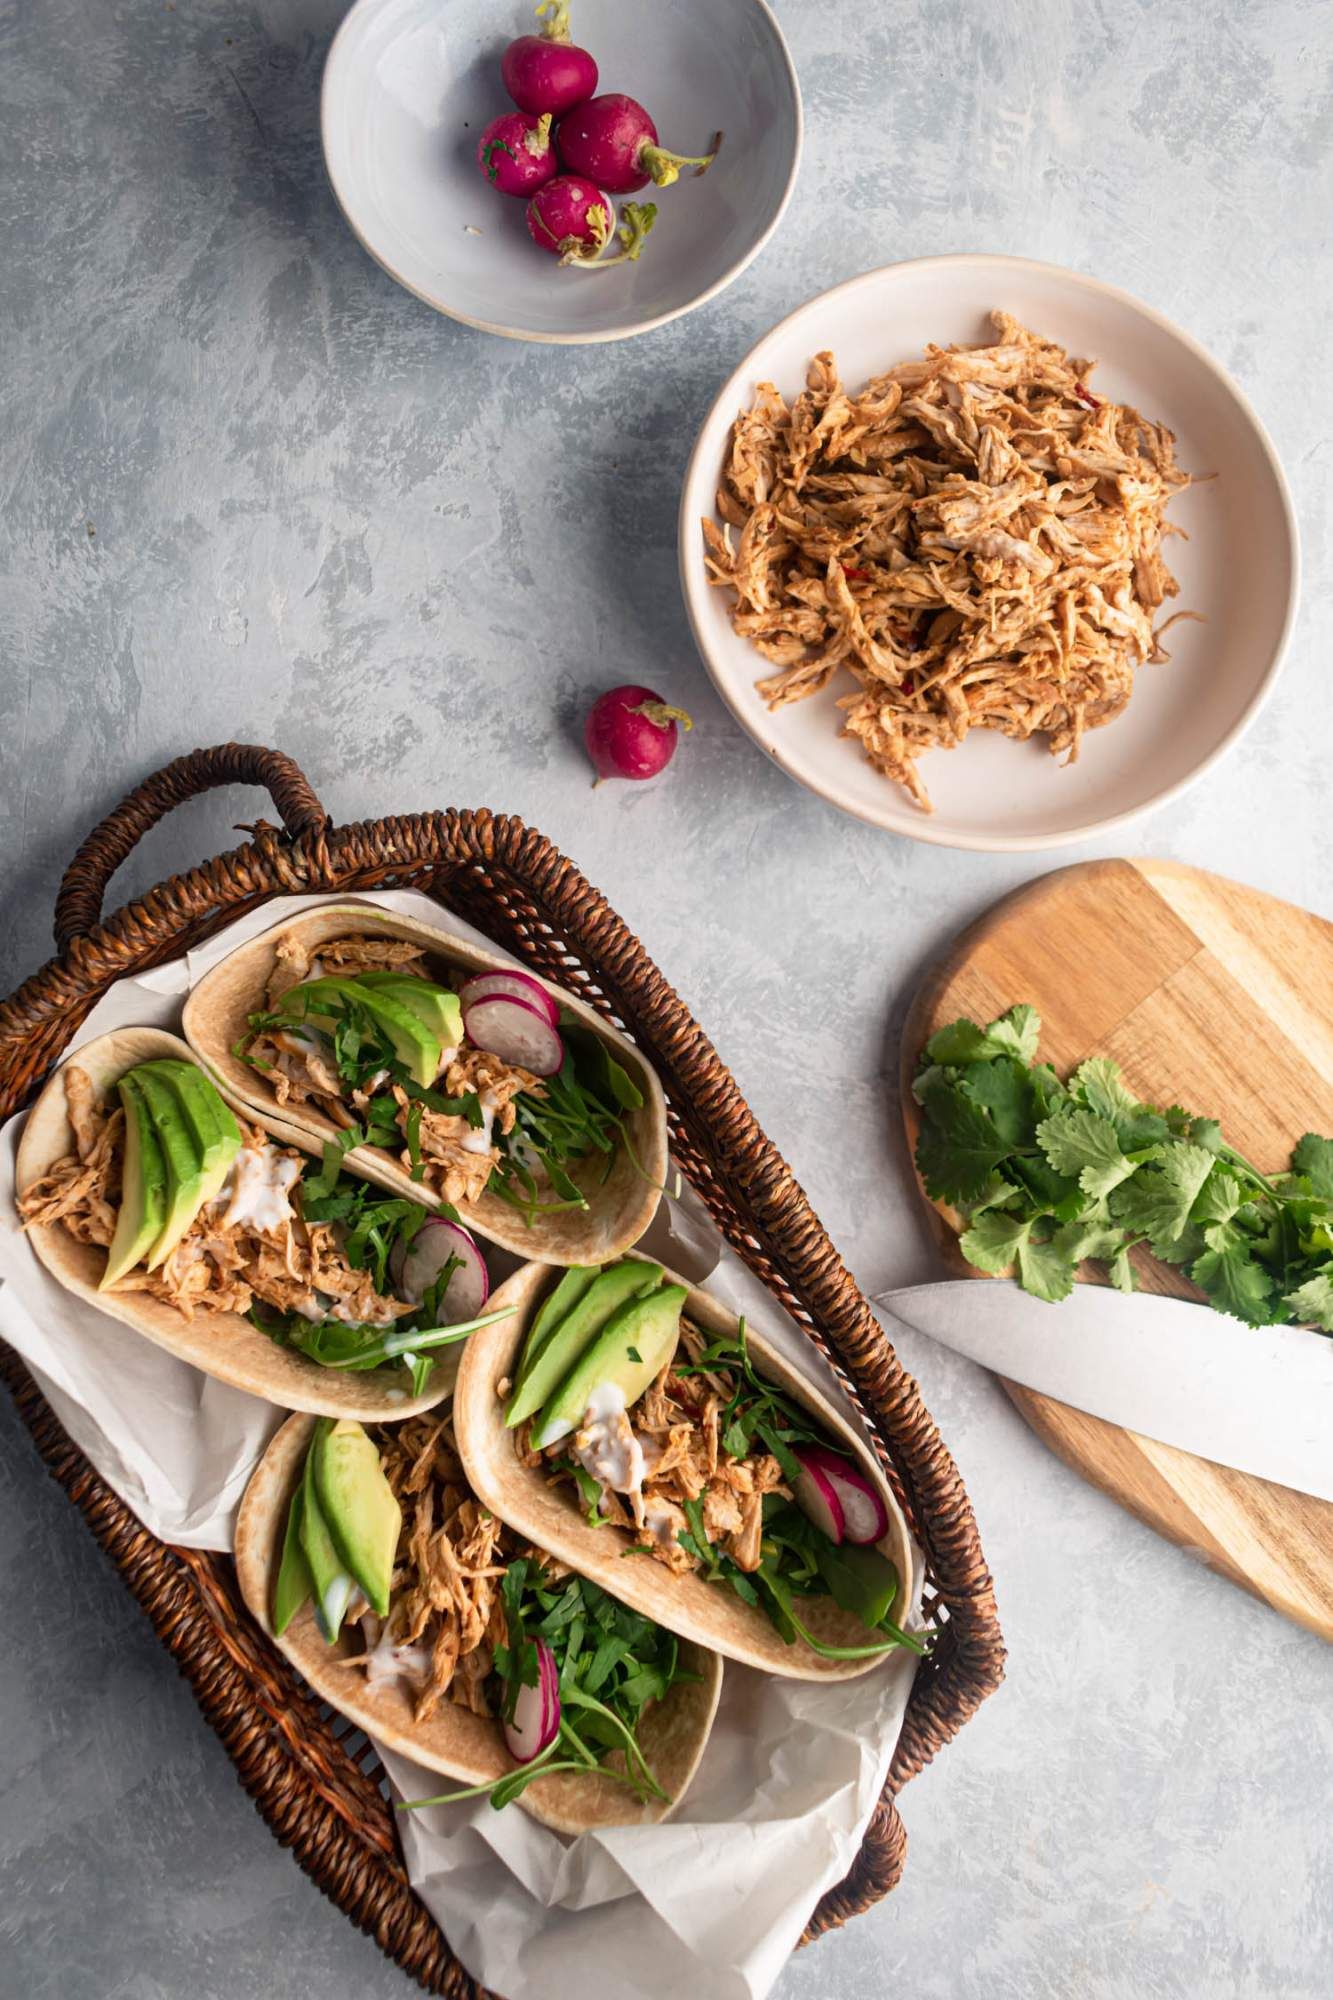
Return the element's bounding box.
[182,904,668,1268]
[454,1260,918,1682]
[234,1412,723,1834]
[15,1028,463,1421]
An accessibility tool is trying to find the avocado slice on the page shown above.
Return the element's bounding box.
[534,1283,686,1448]
[276,976,441,1089]
[132,1066,209,1271]
[299,1426,355,1642]
[505,1260,663,1431]
[353,973,463,1052]
[512,1265,600,1395]
[138,1060,241,1211]
[313,1418,401,1619]
[273,1481,314,1636]
[100,1075,169,1290]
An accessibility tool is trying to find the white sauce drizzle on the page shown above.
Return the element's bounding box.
[573,1381,648,1528]
[459,1091,497,1156]
[358,1614,432,1690]
[213,1146,302,1236]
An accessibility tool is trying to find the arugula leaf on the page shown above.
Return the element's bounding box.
[1037,1109,1139,1199]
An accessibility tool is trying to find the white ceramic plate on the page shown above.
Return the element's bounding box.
[678,256,1300,851]
[321,0,802,343]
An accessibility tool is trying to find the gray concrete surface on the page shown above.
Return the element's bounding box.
[2,0,1331,1995]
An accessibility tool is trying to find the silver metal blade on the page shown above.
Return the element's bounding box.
[875,1280,1333,1503]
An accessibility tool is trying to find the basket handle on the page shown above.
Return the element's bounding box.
[53,743,330,951]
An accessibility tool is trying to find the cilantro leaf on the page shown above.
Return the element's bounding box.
[1292,1134,1333,1200]
[1108,1243,1136,1293]
[958,1210,1031,1274]
[1037,1108,1139,1199]
[1191,1229,1274,1325]
[1191,1168,1244,1229]
[1071,1056,1139,1125]
[925,1019,998,1066]
[961,1059,1039,1147]
[915,1073,1011,1204]
[1016,1234,1077,1303]
[1110,1142,1216,1259]
[984,1004,1041,1066]
[1283,1272,1333,1332]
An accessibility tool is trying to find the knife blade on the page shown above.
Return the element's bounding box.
[875,1280,1333,1503]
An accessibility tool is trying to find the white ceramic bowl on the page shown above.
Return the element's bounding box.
[678,256,1300,851]
[321,0,802,343]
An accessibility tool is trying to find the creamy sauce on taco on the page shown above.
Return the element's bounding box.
[214,1145,302,1236]
[574,1381,648,1525]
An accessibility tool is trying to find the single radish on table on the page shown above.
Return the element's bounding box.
[476,110,556,197]
[557,94,720,193]
[585,685,692,783]
[501,1,598,117]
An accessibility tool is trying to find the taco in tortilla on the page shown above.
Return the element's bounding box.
[453,1259,923,1680]
[234,1409,721,1832]
[180,905,668,1268]
[15,1029,513,1419]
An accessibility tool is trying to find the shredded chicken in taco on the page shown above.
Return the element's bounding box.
[702,311,1194,811]
[18,1065,413,1329]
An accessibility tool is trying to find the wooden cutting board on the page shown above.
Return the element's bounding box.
[900,859,1333,1641]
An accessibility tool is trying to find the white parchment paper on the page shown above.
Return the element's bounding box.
[0,890,920,2000]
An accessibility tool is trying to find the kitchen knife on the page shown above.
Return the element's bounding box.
[876,1280,1333,1503]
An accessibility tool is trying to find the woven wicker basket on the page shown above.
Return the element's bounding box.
[0,744,1004,1994]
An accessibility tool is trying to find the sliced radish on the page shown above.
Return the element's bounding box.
[463,995,563,1077]
[792,1447,845,1544]
[389,1218,489,1319]
[795,1444,890,1546]
[459,970,559,1028]
[823,1458,890,1545]
[504,1637,560,1763]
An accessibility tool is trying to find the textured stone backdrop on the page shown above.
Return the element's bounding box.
[1,2,1329,1996]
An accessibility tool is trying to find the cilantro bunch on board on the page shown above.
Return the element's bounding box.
[912,1006,1333,1332]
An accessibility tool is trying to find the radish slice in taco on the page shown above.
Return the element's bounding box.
[15,1029,514,1420]
[180,905,668,1269]
[454,1260,923,1680]
[234,1410,722,1832]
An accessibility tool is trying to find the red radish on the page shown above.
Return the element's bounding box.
[526,174,613,260]
[476,110,556,197]
[791,1449,845,1544]
[504,1638,560,1762]
[389,1218,489,1319]
[501,2,598,118]
[557,94,719,193]
[459,970,559,1029]
[463,994,564,1077]
[584,685,692,783]
[795,1444,890,1547]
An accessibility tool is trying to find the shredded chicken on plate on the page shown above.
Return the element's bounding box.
[522,1320,789,1578]
[17,1067,412,1327]
[345,1414,552,1725]
[251,931,541,1208]
[702,311,1194,811]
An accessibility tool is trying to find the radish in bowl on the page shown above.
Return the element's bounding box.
[557,93,719,193]
[476,110,557,197]
[501,2,598,117]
